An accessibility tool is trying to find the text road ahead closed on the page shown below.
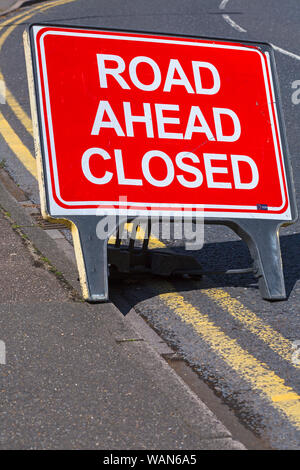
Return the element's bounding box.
[32,26,291,219]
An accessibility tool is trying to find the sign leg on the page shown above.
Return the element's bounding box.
[69,216,115,302]
[229,220,286,300]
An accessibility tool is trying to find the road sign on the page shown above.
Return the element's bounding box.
[24,24,297,301]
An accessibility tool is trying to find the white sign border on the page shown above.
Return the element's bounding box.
[32,26,291,220]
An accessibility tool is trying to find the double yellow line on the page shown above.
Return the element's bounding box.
[0,0,76,177]
[0,0,300,431]
[157,281,300,427]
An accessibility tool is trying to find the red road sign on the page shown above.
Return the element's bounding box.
[29,25,293,220]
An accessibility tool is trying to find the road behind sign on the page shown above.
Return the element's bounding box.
[24,25,297,301]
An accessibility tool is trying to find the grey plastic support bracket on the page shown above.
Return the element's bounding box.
[68,215,125,303]
[223,219,286,300]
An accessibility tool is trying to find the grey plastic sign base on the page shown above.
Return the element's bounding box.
[68,215,286,302]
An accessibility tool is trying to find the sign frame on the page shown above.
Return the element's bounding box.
[24,23,298,301]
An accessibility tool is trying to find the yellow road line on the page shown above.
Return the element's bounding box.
[272,393,300,403]
[105,222,298,369]
[135,227,300,369]
[0,0,77,174]
[156,280,300,428]
[125,222,165,249]
[202,287,300,368]
[108,223,165,248]
[3,87,33,135]
[0,0,74,33]
[0,0,76,136]
[0,110,36,177]
[135,220,298,368]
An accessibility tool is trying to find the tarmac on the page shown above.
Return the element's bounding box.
[0,168,246,449]
[0,0,28,16]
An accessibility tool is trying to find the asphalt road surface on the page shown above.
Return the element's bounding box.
[0,0,300,449]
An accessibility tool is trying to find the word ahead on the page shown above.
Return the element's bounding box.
[28,26,292,221]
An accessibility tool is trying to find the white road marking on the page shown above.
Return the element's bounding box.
[271,44,300,61]
[219,0,230,10]
[0,340,5,365]
[222,14,247,32]
[219,1,300,61]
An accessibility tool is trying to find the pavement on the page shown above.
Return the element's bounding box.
[0,173,245,450]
